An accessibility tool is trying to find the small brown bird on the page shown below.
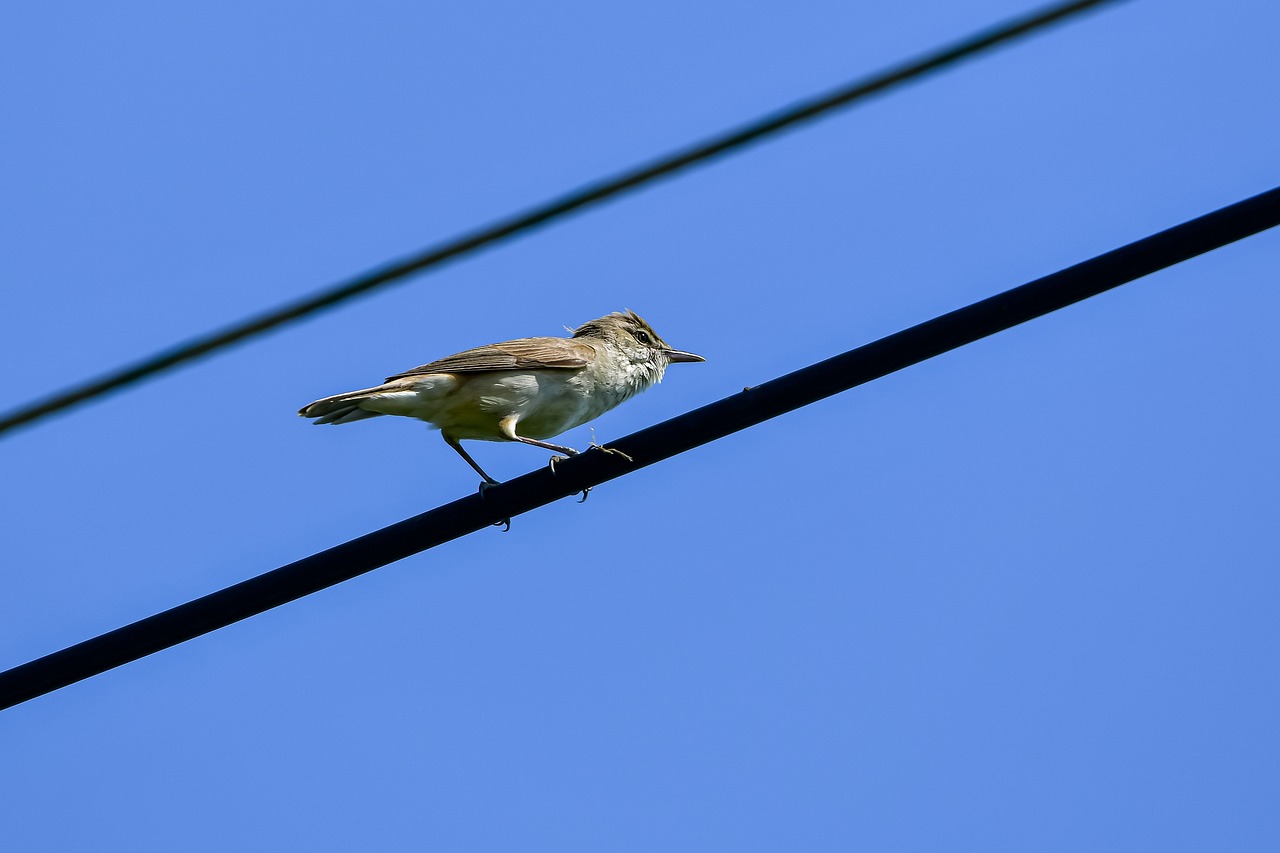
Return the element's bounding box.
[299,310,704,484]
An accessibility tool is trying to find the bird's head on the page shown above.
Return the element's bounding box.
[572,310,705,376]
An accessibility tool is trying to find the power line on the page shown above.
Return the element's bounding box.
[2,184,1276,712]
[0,0,1124,438]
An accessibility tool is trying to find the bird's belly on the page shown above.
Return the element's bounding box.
[514,398,594,439]
[426,371,608,442]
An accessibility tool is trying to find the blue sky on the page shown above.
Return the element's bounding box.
[3,1,1278,849]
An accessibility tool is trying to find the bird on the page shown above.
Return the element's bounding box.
[299,310,705,486]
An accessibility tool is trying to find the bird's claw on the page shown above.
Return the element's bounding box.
[547,450,580,476]
[477,480,511,532]
[544,453,593,502]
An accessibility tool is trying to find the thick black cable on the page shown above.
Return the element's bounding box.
[0,0,1124,438]
[2,185,1276,712]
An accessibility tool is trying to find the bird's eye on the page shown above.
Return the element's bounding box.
[633,330,652,345]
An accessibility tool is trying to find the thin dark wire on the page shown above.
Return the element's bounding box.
[0,0,1125,438]
[2,185,1276,712]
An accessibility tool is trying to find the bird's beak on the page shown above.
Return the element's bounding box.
[665,348,706,364]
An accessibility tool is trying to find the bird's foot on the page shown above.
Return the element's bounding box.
[477,480,511,531]
[588,441,633,463]
[547,449,580,476]
[587,428,633,463]
[545,452,592,502]
[573,444,630,504]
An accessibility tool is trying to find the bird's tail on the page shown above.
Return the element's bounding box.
[298,389,387,425]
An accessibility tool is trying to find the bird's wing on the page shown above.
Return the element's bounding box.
[385,337,595,381]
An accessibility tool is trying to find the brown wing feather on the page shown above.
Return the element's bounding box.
[385,337,595,381]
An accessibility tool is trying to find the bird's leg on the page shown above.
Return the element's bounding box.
[521,437,578,479]
[498,415,579,466]
[444,435,509,530]
[513,435,580,458]
[498,415,588,500]
[444,434,500,484]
